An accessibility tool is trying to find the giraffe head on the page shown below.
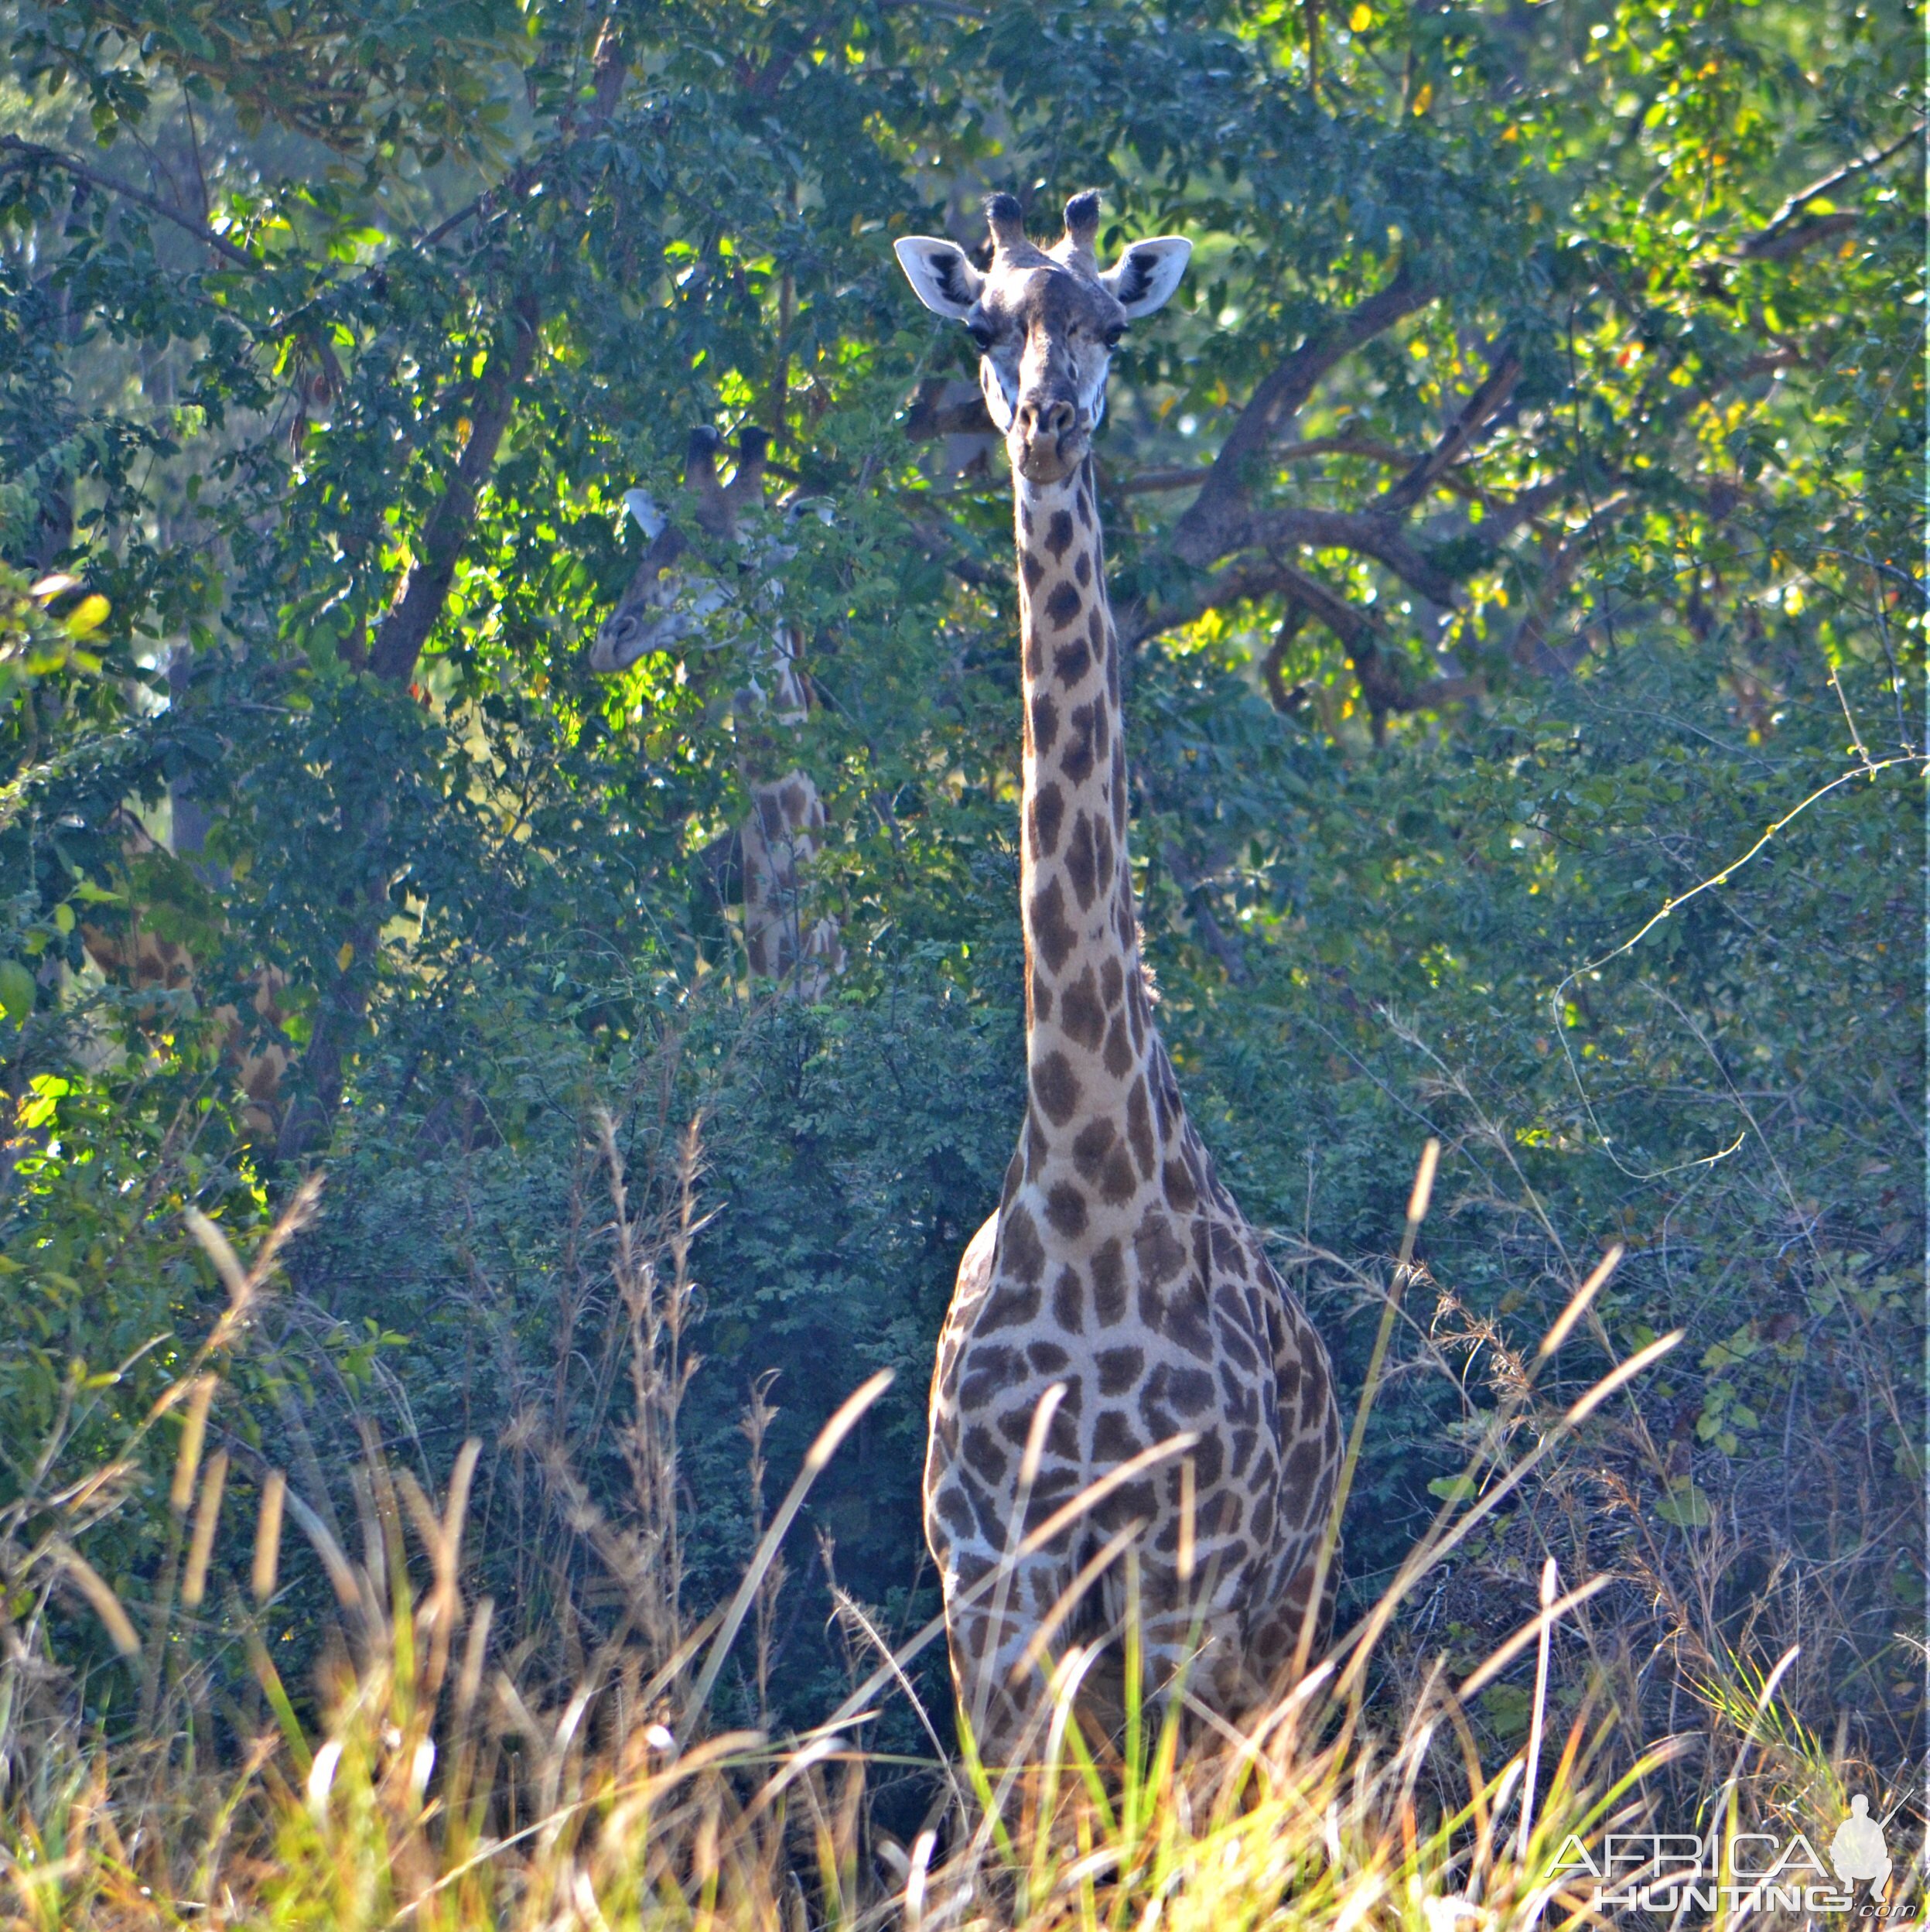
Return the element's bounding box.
[589,425,772,673]
[894,192,1190,484]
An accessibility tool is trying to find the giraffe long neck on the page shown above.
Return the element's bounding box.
[1014,460,1162,1178]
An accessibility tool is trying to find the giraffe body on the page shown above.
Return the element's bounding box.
[896,195,1342,1759]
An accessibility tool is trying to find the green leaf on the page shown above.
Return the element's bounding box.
[0,960,35,1023]
[1480,1682,1535,1742]
[1654,1480,1713,1530]
[64,594,109,638]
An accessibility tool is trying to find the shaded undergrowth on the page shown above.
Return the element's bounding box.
[0,1141,1919,1930]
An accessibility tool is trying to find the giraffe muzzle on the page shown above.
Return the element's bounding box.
[1013,392,1088,482]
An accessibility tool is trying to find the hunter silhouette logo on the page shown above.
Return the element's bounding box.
[1553,1792,1914,1916]
[1831,1796,1891,1894]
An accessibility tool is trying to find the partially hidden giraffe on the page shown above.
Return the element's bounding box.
[590,426,845,995]
[79,810,292,1142]
[893,193,1344,1758]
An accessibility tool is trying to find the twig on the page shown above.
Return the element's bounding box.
[1744,120,1924,254]
[0,136,258,271]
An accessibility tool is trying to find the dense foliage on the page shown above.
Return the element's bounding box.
[0,0,1919,1780]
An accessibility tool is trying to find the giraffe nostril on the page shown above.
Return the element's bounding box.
[1018,395,1078,442]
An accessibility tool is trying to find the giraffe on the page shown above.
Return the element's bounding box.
[893,192,1344,1760]
[76,813,293,1141]
[590,425,844,994]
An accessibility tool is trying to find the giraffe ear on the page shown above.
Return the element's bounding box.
[621,488,665,540]
[893,236,985,320]
[1102,237,1191,319]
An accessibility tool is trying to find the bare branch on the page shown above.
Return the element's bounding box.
[1122,549,1388,652]
[1744,120,1922,253]
[1239,507,1461,606]
[1377,348,1520,518]
[1735,213,1858,264]
[0,135,258,270]
[1171,265,1436,567]
[369,289,542,684]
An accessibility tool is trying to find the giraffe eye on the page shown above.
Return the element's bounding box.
[1103,324,1127,350]
[968,321,996,350]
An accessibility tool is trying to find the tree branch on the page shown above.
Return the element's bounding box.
[1120,558,1304,651]
[1171,265,1436,567]
[904,381,995,439]
[1376,347,1519,517]
[747,5,844,97]
[1360,667,1479,725]
[414,162,539,252]
[0,135,258,270]
[1238,507,1461,606]
[1262,564,1477,731]
[907,515,1003,592]
[1501,491,1632,669]
[282,316,555,1152]
[1734,212,1858,264]
[1126,546,1477,737]
[1124,549,1389,651]
[1744,120,1923,253]
[1120,437,1440,498]
[369,288,541,685]
[1261,604,1313,713]
[1160,844,1252,984]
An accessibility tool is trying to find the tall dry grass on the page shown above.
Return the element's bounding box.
[0,1137,1918,1930]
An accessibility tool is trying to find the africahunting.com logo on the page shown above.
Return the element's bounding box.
[1553,1794,1916,1917]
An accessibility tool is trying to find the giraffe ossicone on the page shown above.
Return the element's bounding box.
[896,192,1344,1762]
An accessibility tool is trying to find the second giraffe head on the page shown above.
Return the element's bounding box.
[894,191,1191,484]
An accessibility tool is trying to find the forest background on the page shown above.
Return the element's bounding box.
[0,0,1921,1852]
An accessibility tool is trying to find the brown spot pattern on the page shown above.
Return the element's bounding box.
[1031,780,1064,857]
[1054,638,1091,684]
[1030,690,1059,756]
[1044,581,1083,630]
[1029,875,1077,973]
[1031,1048,1081,1124]
[1064,812,1098,909]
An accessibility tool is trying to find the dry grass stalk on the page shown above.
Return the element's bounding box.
[252,1469,287,1605]
[179,1450,228,1610]
[740,1369,786,1732]
[2,1137,1917,1930]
